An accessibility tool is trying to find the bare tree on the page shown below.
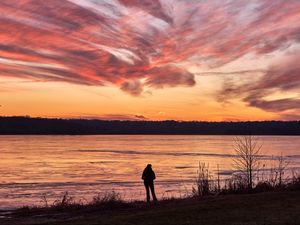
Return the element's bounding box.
[233,136,262,191]
[276,154,289,187]
[269,154,289,187]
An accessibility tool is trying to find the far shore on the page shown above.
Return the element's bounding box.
[0,116,299,135]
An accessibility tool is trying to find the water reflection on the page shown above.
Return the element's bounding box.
[0,135,299,209]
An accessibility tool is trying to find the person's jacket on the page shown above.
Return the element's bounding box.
[142,168,156,184]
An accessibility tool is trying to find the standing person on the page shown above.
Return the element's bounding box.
[142,164,157,202]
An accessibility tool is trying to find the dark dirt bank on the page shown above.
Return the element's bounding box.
[2,191,300,225]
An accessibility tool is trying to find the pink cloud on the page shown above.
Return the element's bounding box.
[0,0,299,98]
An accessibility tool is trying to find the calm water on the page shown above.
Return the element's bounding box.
[0,135,299,209]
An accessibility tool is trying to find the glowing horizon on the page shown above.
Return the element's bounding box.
[0,0,299,121]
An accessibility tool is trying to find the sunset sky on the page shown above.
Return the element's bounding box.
[0,0,299,121]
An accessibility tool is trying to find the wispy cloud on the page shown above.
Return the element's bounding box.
[0,0,299,99]
[217,54,300,119]
[68,113,149,121]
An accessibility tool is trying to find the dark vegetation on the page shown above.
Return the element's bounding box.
[192,136,300,197]
[2,191,300,225]
[192,161,300,197]
[0,116,299,135]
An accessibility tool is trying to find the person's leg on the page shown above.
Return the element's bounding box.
[149,182,157,201]
[145,184,150,202]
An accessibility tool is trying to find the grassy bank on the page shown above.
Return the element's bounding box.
[2,191,300,225]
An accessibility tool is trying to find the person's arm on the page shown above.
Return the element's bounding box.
[152,171,156,180]
[142,170,145,180]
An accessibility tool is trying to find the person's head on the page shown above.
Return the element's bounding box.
[146,164,152,169]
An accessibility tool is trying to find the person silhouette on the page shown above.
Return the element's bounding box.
[142,164,157,202]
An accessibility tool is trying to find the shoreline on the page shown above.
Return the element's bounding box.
[2,191,300,225]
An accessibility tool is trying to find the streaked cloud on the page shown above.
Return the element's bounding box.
[69,113,149,121]
[217,54,300,119]
[0,0,299,119]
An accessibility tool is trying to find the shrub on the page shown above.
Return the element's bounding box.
[192,162,216,197]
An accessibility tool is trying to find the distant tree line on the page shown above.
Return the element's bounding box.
[0,116,299,135]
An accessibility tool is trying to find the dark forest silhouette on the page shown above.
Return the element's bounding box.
[0,116,299,135]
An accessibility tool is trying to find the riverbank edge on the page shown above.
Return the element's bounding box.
[2,190,300,225]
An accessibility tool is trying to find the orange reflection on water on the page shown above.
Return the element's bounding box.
[0,135,299,209]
